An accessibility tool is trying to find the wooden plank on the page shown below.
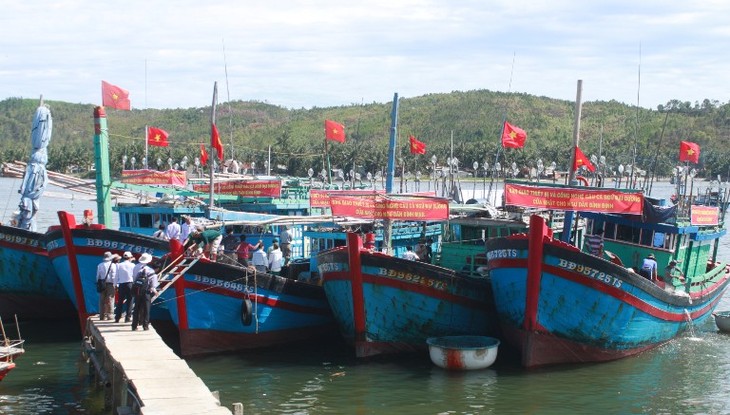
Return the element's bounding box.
[86,319,232,415]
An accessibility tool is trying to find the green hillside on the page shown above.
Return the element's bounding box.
[1,91,729,180]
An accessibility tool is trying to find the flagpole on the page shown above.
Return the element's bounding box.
[209,82,218,208]
[561,79,583,244]
[325,135,332,185]
[145,125,149,169]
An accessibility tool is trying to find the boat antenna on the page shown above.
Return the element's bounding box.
[646,111,670,195]
[487,51,516,206]
[222,38,235,161]
[629,42,642,189]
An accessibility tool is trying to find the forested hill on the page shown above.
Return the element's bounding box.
[1,90,729,180]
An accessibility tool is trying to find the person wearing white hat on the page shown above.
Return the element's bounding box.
[114,251,136,323]
[96,251,119,321]
[130,252,158,331]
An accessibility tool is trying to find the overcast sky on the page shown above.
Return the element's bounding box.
[2,1,728,110]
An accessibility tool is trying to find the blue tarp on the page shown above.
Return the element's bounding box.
[17,106,52,231]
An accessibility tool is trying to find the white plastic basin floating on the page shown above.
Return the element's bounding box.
[426,336,500,370]
[713,311,730,333]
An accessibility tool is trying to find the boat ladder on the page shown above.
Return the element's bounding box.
[152,256,199,302]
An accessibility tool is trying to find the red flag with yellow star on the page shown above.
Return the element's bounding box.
[211,123,224,160]
[324,119,346,143]
[573,146,596,172]
[679,141,700,163]
[409,135,426,155]
[101,80,131,110]
[501,121,527,148]
[200,144,208,166]
[146,127,169,147]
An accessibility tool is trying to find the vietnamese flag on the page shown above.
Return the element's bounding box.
[573,146,596,172]
[325,119,346,143]
[147,127,169,147]
[409,135,426,154]
[101,80,131,110]
[679,141,700,164]
[200,144,208,166]
[501,121,527,148]
[211,123,224,160]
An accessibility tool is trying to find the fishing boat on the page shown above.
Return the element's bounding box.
[0,224,75,320]
[317,231,496,357]
[485,180,730,368]
[0,102,75,320]
[153,237,336,357]
[46,211,170,326]
[316,93,498,358]
[0,316,25,381]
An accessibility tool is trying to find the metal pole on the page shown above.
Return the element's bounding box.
[209,82,218,208]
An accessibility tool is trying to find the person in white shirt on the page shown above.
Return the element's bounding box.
[114,251,136,323]
[96,251,119,320]
[268,242,284,275]
[179,216,192,242]
[131,253,159,331]
[166,217,181,241]
[401,246,419,261]
[252,245,268,273]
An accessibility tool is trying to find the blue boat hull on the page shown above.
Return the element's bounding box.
[486,234,730,367]
[318,239,497,358]
[159,259,336,356]
[0,225,74,320]
[46,212,169,324]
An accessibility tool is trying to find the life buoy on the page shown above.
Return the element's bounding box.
[241,298,253,326]
[576,176,589,186]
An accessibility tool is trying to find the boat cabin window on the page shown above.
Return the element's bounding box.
[603,222,676,251]
[138,214,153,229]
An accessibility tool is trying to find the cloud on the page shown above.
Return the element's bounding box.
[1,1,729,110]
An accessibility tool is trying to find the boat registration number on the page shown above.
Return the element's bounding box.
[377,268,447,290]
[0,232,39,248]
[557,259,622,288]
[193,275,247,292]
[85,238,155,254]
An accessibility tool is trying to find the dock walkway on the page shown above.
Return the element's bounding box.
[84,319,233,415]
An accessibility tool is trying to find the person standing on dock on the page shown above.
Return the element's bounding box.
[114,251,136,323]
[166,217,181,241]
[96,252,119,321]
[131,253,158,331]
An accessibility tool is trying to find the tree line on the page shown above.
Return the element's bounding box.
[1,90,730,182]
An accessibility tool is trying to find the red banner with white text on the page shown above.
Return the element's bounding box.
[192,179,282,198]
[504,183,643,215]
[121,169,187,186]
[328,195,449,221]
[690,205,719,226]
[309,189,384,208]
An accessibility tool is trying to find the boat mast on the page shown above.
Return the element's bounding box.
[561,79,583,244]
[383,92,399,254]
[209,82,218,208]
[93,106,113,226]
[385,92,399,194]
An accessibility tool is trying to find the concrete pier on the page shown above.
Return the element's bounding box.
[83,318,234,415]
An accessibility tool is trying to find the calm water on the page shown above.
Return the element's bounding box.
[2,177,730,414]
